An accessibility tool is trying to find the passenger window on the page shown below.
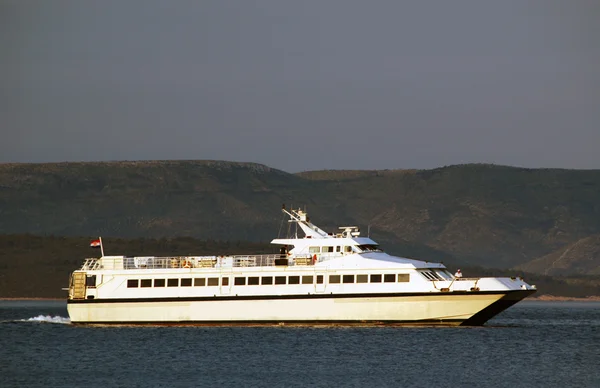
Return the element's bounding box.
[302,275,314,284]
[194,278,205,286]
[181,278,192,287]
[316,275,324,284]
[289,276,300,285]
[357,274,368,283]
[275,276,287,285]
[154,279,165,287]
[370,274,382,283]
[261,276,273,285]
[344,246,352,253]
[248,277,259,285]
[397,274,410,282]
[329,275,341,284]
[234,277,246,286]
[86,275,96,287]
[221,277,229,286]
[207,277,218,286]
[140,279,152,288]
[309,247,320,253]
[167,279,179,287]
[127,279,139,288]
[384,274,395,283]
[336,246,341,252]
[343,274,354,284]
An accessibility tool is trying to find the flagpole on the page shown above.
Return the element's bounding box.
[99,236,105,257]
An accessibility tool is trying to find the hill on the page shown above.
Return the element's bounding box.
[1,161,600,274]
[515,234,600,276]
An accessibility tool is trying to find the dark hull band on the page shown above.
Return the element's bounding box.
[67,289,534,305]
[71,319,467,327]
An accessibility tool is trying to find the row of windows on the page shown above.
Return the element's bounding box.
[126,273,410,288]
[309,246,354,253]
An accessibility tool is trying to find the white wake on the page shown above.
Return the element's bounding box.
[23,315,71,324]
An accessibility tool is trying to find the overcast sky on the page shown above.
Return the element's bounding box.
[2,0,599,172]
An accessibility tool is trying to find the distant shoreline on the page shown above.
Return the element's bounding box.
[528,295,600,302]
[0,298,64,301]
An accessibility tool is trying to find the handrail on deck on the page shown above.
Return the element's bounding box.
[79,253,317,271]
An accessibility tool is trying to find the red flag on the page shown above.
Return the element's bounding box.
[90,239,101,248]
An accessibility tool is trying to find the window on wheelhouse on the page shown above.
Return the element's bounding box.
[309,247,320,253]
[356,244,383,252]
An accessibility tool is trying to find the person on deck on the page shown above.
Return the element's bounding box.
[454,269,463,278]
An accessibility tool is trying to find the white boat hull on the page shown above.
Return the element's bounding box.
[67,290,533,326]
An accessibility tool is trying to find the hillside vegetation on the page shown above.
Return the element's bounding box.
[1,161,599,277]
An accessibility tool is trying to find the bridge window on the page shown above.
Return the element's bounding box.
[421,271,443,281]
[154,279,165,287]
[357,244,383,252]
[323,246,334,253]
[309,247,320,253]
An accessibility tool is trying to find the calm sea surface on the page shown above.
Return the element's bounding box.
[1,300,599,388]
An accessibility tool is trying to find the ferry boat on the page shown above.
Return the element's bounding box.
[67,205,536,325]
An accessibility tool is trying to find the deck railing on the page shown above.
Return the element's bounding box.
[80,254,317,271]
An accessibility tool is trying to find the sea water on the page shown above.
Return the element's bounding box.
[1,300,599,388]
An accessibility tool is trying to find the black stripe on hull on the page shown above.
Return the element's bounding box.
[460,289,536,326]
[67,289,530,305]
[70,319,466,327]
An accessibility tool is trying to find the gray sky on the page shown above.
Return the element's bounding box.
[2,0,599,172]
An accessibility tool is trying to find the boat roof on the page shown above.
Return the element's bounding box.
[313,252,446,269]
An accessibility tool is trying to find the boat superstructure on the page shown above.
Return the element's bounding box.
[67,206,536,325]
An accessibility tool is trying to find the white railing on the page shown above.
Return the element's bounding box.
[79,254,317,271]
